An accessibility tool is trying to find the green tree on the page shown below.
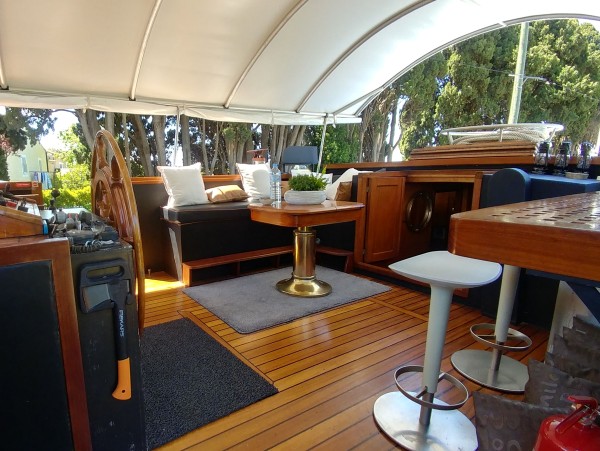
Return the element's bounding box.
[58,126,92,166]
[0,149,8,180]
[523,20,600,143]
[396,53,447,157]
[0,108,55,152]
[305,124,360,166]
[393,19,600,157]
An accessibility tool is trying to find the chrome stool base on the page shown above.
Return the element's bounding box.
[451,349,529,393]
[374,392,477,451]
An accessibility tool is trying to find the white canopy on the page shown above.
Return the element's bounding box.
[0,0,598,124]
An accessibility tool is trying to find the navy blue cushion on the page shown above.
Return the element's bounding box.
[485,168,531,207]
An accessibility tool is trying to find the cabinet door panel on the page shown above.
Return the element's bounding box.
[1,261,74,450]
[0,237,91,450]
[364,177,405,262]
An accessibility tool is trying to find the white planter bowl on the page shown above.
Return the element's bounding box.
[284,190,326,205]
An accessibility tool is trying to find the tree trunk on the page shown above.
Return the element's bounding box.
[75,109,101,151]
[153,115,167,167]
[105,112,114,135]
[105,112,115,162]
[270,125,289,164]
[210,122,220,174]
[180,115,191,166]
[388,97,399,160]
[201,119,211,174]
[132,115,153,176]
[122,113,131,173]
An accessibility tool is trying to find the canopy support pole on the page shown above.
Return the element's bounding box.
[317,116,328,173]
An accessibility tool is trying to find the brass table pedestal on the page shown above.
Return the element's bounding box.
[276,227,331,297]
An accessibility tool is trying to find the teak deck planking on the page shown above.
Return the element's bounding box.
[143,270,549,450]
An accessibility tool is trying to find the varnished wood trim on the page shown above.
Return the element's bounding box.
[131,174,242,185]
[0,237,92,450]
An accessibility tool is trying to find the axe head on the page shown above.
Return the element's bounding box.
[81,283,113,313]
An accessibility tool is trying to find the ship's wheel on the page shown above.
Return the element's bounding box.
[91,130,146,333]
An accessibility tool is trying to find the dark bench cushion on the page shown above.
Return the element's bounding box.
[161,201,251,223]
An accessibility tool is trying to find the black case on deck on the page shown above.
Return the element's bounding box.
[71,242,146,451]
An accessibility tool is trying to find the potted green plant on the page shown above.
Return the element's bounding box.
[284,173,328,204]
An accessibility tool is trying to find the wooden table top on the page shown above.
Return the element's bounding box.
[448,191,600,283]
[248,200,364,228]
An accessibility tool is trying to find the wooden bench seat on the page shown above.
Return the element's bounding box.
[182,244,354,287]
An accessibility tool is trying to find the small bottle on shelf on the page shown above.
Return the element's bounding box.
[270,163,282,206]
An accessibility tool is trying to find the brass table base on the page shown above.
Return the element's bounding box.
[276,276,331,297]
[276,226,332,297]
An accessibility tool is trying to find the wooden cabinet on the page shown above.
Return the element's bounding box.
[355,170,480,276]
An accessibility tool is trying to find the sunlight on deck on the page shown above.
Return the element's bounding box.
[144,273,184,294]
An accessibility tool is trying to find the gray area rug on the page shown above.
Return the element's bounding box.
[141,318,277,449]
[183,266,391,333]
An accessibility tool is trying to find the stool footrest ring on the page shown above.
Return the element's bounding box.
[394,364,469,411]
[470,323,532,352]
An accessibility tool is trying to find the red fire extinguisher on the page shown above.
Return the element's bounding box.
[534,395,600,450]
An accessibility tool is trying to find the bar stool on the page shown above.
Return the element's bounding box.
[451,168,533,393]
[374,251,502,450]
[450,265,532,392]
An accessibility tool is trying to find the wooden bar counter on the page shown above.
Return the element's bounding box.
[448,191,600,284]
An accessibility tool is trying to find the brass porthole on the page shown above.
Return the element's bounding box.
[405,191,433,232]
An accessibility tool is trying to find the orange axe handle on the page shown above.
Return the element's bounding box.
[112,358,132,400]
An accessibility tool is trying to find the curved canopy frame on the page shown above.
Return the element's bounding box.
[0,0,598,124]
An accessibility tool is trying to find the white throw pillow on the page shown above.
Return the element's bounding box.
[325,168,360,200]
[158,163,209,207]
[236,163,271,199]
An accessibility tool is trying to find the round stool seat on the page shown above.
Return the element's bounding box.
[388,251,502,289]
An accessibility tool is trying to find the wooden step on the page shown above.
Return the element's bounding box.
[315,245,354,273]
[182,244,355,287]
[182,245,293,286]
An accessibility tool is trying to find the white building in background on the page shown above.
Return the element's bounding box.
[5,141,54,189]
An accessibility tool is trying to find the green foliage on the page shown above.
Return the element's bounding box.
[0,108,55,152]
[46,164,92,210]
[288,173,327,191]
[305,124,360,165]
[43,186,91,211]
[522,20,600,143]
[57,126,91,166]
[394,19,600,157]
[0,149,8,180]
[58,164,91,190]
[222,123,252,142]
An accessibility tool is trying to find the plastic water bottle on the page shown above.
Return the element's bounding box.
[270,163,282,205]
